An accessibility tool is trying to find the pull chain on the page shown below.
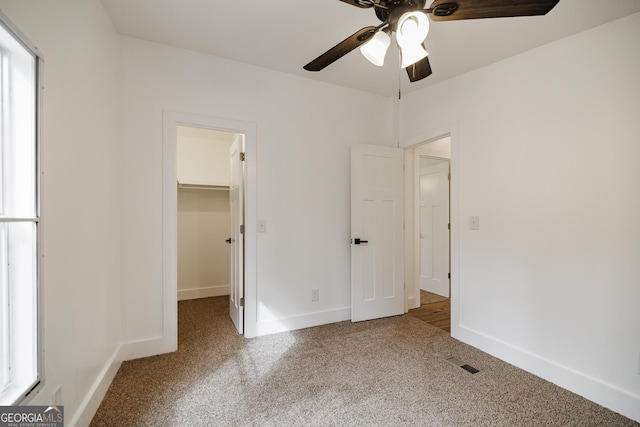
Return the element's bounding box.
[398,51,402,100]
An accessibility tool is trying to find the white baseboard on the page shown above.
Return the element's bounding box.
[178,285,229,301]
[254,306,351,337]
[71,344,123,427]
[407,294,420,310]
[70,335,179,426]
[454,325,640,423]
[117,336,176,362]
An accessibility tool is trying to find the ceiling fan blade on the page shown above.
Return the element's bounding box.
[338,0,374,8]
[304,26,377,72]
[429,0,560,21]
[406,55,432,82]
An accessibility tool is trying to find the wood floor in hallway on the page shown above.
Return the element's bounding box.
[409,291,451,332]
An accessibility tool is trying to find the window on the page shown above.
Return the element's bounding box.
[0,15,41,405]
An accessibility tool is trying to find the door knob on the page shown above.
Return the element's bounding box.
[354,238,368,245]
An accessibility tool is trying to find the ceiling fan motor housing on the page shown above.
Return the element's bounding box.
[375,0,427,30]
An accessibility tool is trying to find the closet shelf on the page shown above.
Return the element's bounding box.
[177,182,229,191]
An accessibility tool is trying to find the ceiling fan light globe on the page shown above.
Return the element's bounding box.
[396,11,430,45]
[400,44,429,68]
[396,11,430,69]
[401,19,419,39]
[360,30,391,67]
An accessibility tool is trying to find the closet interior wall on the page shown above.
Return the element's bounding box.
[176,126,236,300]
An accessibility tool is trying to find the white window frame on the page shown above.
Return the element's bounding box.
[0,11,43,405]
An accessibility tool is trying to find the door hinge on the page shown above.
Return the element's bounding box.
[240,152,245,161]
[448,173,451,181]
[240,224,245,234]
[448,223,450,230]
[240,297,244,307]
[448,272,451,279]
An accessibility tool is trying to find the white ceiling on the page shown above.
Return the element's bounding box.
[100,0,640,97]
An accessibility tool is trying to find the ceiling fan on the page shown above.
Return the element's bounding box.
[303,0,560,82]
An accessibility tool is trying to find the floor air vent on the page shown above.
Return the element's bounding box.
[446,357,479,374]
[460,364,479,374]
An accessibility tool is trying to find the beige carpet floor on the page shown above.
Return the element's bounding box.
[91,297,637,426]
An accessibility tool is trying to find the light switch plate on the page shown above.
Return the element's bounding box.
[470,216,479,230]
[257,220,266,233]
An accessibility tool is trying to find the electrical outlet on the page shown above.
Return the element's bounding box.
[311,289,319,302]
[52,385,62,405]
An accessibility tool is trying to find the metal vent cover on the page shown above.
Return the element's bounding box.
[446,357,479,374]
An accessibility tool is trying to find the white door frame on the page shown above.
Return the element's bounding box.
[163,111,258,343]
[401,122,460,338]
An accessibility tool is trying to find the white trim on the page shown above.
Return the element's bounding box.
[406,294,418,310]
[178,285,229,301]
[456,325,640,423]
[0,218,39,222]
[163,111,258,340]
[403,149,417,312]
[161,114,179,355]
[117,337,165,362]
[70,344,123,427]
[400,121,460,338]
[254,307,351,337]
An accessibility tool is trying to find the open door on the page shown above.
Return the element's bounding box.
[351,144,404,322]
[419,161,450,297]
[229,137,244,333]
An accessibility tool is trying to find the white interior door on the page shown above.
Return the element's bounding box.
[351,144,404,322]
[419,161,450,297]
[229,137,244,333]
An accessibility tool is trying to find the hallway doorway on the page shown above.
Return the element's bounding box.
[405,135,451,331]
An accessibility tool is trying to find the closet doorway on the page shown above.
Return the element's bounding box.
[163,111,257,342]
[176,125,242,325]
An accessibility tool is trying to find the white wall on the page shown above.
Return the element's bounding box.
[0,0,122,425]
[399,13,640,422]
[177,189,230,299]
[119,36,394,348]
[6,1,636,423]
